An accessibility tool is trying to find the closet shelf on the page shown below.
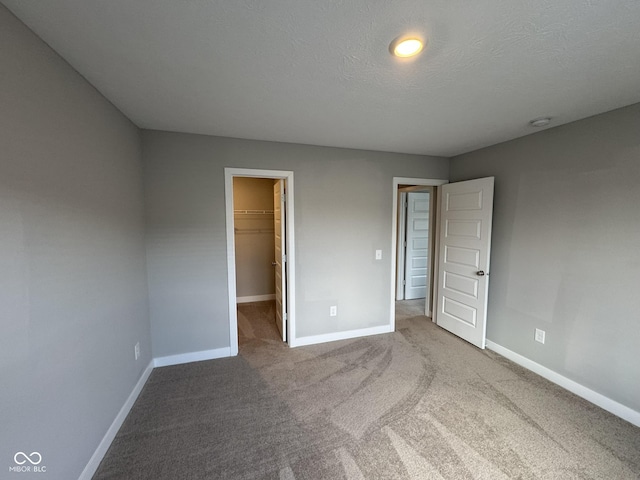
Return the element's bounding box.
[234,209,274,216]
[234,227,274,235]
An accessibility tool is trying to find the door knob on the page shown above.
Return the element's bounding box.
[476,270,485,276]
[272,262,277,266]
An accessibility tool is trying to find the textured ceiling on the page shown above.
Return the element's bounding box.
[4,0,640,156]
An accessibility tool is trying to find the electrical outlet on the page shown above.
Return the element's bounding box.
[134,342,140,360]
[375,249,382,260]
[329,306,337,317]
[534,329,545,344]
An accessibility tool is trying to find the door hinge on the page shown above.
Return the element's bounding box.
[282,254,287,263]
[404,241,407,248]
[283,312,287,322]
[403,280,406,285]
[281,194,286,202]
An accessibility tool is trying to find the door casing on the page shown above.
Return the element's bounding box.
[225,168,296,355]
[396,191,407,301]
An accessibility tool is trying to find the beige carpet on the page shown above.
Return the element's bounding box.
[93,300,640,479]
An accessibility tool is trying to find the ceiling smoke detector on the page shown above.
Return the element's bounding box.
[529,117,551,127]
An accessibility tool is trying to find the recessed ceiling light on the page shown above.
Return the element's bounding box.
[390,36,424,58]
[529,117,551,127]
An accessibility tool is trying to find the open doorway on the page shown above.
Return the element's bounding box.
[392,176,495,349]
[233,177,277,304]
[232,177,280,347]
[396,187,433,310]
[390,178,447,329]
[225,168,296,356]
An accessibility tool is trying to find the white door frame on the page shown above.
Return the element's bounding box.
[396,191,408,300]
[225,168,296,355]
[390,177,448,330]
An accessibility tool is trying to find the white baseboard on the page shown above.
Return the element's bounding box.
[79,360,154,480]
[153,347,232,368]
[292,324,393,348]
[486,340,640,428]
[237,294,275,304]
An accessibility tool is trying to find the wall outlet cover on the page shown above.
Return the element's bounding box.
[329,306,337,317]
[535,329,545,344]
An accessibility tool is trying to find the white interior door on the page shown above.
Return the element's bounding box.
[395,192,407,300]
[273,180,287,342]
[404,192,430,300]
[435,177,494,349]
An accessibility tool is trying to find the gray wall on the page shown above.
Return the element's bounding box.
[0,5,151,479]
[450,104,640,412]
[143,131,448,356]
[233,177,276,299]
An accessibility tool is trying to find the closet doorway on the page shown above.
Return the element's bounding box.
[233,177,277,305]
[225,168,296,356]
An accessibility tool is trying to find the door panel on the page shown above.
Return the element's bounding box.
[446,219,482,238]
[444,245,480,268]
[404,192,430,300]
[443,271,479,297]
[273,180,286,342]
[436,177,494,349]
